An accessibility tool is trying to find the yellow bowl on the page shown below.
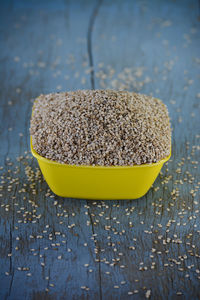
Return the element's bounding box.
[30,138,171,200]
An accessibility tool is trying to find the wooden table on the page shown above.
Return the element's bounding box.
[0,0,199,299]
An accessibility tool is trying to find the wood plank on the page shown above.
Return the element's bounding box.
[0,1,100,299]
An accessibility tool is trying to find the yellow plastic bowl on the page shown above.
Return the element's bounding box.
[30,138,171,200]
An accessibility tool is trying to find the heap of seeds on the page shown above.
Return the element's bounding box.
[30,90,171,166]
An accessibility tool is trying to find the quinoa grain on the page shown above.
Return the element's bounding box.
[30,90,171,166]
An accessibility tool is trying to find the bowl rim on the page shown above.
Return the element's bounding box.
[30,136,171,169]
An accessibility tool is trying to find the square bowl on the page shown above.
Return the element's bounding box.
[30,137,171,200]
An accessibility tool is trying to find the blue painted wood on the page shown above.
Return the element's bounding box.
[0,0,200,299]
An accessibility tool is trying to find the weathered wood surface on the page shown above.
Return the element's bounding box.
[0,0,200,299]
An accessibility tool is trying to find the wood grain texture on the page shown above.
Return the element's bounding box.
[0,0,200,299]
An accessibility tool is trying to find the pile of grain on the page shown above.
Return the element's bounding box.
[30,90,171,166]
